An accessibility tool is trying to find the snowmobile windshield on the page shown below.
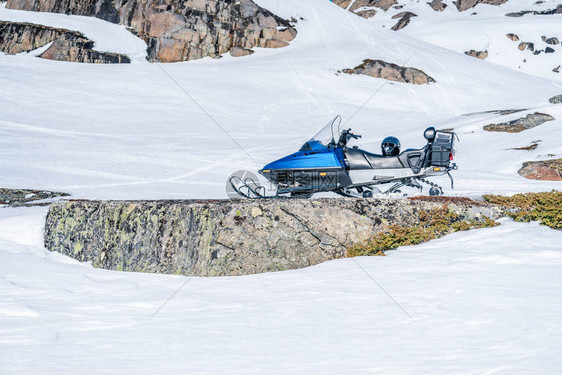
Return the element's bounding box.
[300,116,342,151]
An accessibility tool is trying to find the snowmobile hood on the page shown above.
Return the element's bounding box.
[260,148,344,172]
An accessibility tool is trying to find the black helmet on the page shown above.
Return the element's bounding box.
[381,136,401,156]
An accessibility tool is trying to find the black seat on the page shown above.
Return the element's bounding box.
[345,148,405,170]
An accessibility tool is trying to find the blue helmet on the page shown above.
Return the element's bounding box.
[381,136,401,156]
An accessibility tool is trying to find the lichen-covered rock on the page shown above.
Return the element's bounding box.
[549,94,562,104]
[454,0,507,12]
[0,187,69,206]
[465,49,488,59]
[391,11,417,31]
[342,59,435,85]
[6,0,297,62]
[0,21,130,63]
[44,198,505,276]
[518,159,562,181]
[483,112,554,133]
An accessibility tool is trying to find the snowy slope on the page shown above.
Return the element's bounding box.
[1,207,562,374]
[0,0,561,199]
[359,0,562,82]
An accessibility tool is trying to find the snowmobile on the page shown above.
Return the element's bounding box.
[229,116,457,198]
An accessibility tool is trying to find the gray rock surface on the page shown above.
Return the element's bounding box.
[0,188,69,206]
[342,59,435,85]
[454,0,507,12]
[6,0,296,62]
[465,49,488,59]
[44,198,506,277]
[428,0,448,11]
[391,11,417,31]
[549,94,562,104]
[333,0,397,18]
[0,21,130,63]
[483,112,554,133]
[519,159,562,181]
[506,4,562,17]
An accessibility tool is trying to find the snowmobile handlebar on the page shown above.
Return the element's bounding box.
[337,128,361,147]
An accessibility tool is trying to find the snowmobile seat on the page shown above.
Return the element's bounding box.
[345,148,404,170]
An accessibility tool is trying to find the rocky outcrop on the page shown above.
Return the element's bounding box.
[544,37,560,45]
[44,198,506,276]
[0,21,59,54]
[6,0,297,62]
[391,11,417,31]
[342,59,435,85]
[483,112,555,133]
[40,32,130,63]
[518,159,562,181]
[0,21,130,63]
[454,0,508,12]
[0,188,69,206]
[465,49,488,59]
[549,94,562,104]
[506,4,562,17]
[333,0,397,18]
[428,0,448,11]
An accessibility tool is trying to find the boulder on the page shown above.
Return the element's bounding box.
[428,0,448,11]
[545,37,560,45]
[0,21,60,54]
[549,95,562,104]
[333,0,397,18]
[454,0,507,12]
[506,4,562,17]
[229,46,254,57]
[518,159,562,181]
[0,188,69,206]
[342,59,435,85]
[391,11,417,31]
[5,0,297,62]
[506,33,520,41]
[518,42,534,51]
[545,47,555,53]
[483,112,555,133]
[465,49,488,59]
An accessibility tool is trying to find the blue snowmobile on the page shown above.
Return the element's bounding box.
[229,116,457,198]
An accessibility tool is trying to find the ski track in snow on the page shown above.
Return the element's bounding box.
[1,0,562,372]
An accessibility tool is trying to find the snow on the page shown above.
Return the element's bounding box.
[1,208,562,374]
[0,0,561,372]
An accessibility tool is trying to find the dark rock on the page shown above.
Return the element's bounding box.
[0,21,59,54]
[483,112,555,133]
[44,198,506,276]
[40,32,130,63]
[545,47,555,53]
[391,11,417,31]
[342,59,435,85]
[518,159,562,181]
[546,37,560,45]
[554,66,561,73]
[506,4,562,17]
[333,0,397,18]
[518,42,534,51]
[465,49,488,59]
[6,0,297,63]
[550,94,562,103]
[428,0,448,11]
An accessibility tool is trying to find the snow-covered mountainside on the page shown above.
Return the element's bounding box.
[0,0,561,373]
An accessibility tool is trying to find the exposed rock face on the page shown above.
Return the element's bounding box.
[44,198,506,276]
[391,11,417,31]
[549,94,562,104]
[0,21,59,54]
[40,32,130,63]
[0,21,130,63]
[506,4,562,17]
[333,0,397,18]
[483,112,555,133]
[465,49,488,59]
[428,0,448,11]
[506,33,520,41]
[343,59,435,85]
[229,46,253,57]
[0,188,69,206]
[518,41,534,51]
[6,0,297,62]
[454,0,508,12]
[519,159,562,181]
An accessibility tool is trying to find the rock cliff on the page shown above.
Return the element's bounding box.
[6,0,297,62]
[44,198,505,277]
[342,59,435,85]
[0,21,130,63]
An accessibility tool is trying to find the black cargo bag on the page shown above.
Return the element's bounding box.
[430,131,454,167]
